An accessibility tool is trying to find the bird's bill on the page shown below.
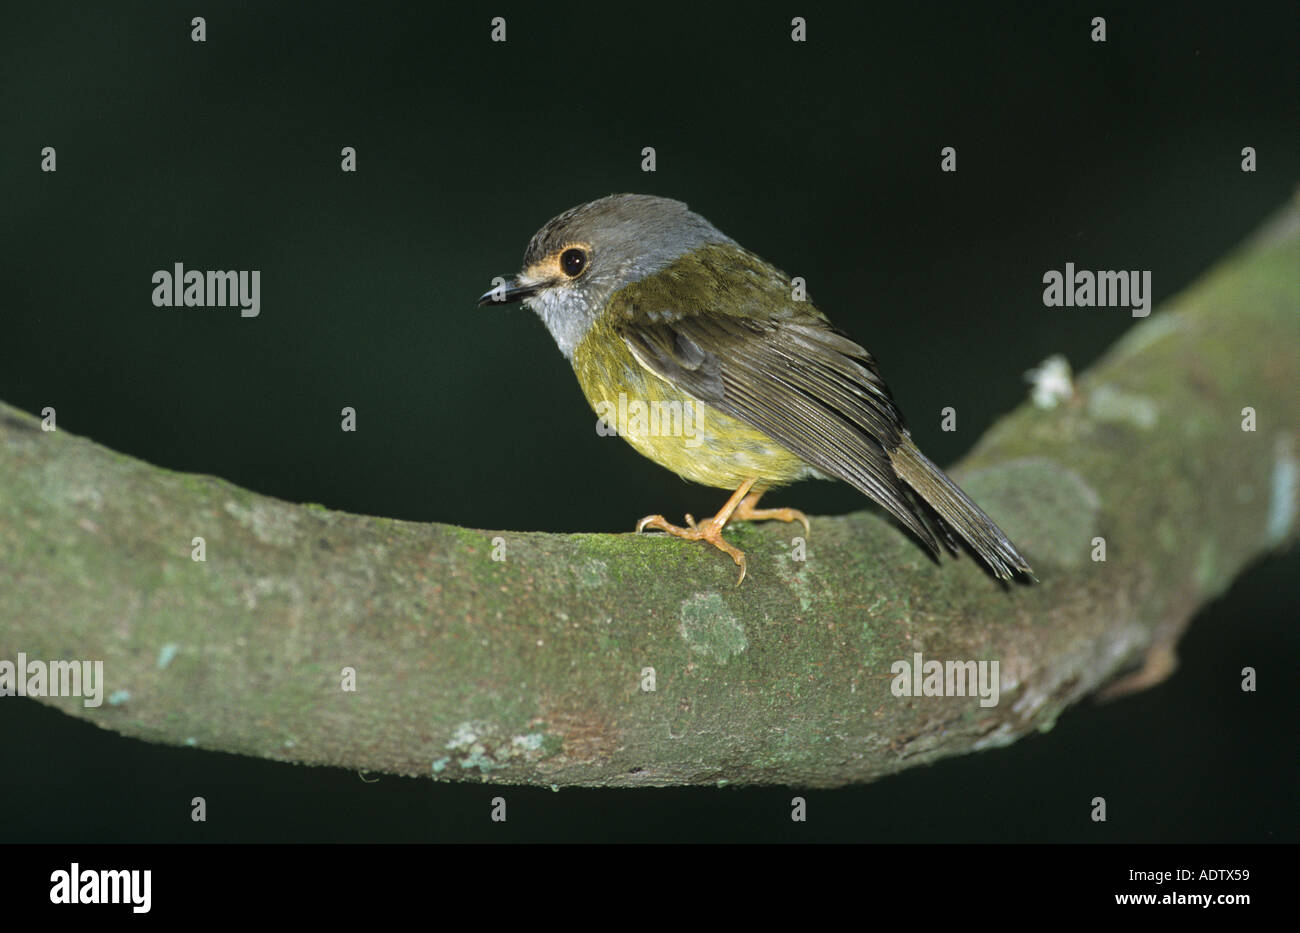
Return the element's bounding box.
[476,276,540,307]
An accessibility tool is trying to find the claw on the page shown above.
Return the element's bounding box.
[632,480,808,584]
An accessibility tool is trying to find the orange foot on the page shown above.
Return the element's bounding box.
[635,479,811,585]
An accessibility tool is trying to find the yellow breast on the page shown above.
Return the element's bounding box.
[571,317,815,491]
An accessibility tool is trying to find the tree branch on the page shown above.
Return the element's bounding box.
[3,196,1297,787]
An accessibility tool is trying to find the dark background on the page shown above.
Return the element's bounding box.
[1,1,1296,841]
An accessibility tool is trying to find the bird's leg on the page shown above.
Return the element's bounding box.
[636,479,757,585]
[732,488,811,537]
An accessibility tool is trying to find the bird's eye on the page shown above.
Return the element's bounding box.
[560,247,588,277]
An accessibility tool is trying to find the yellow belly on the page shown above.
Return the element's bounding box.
[571,320,816,491]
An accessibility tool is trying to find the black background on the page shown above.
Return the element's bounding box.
[1,1,1296,841]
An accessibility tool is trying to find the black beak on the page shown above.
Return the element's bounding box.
[477,278,540,307]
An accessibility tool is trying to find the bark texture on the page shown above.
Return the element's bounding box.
[2,197,1297,787]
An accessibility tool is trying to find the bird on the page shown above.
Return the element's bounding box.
[479,194,1035,585]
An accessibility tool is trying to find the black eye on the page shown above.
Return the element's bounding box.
[560,247,588,277]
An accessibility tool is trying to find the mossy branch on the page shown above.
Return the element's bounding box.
[2,196,1298,788]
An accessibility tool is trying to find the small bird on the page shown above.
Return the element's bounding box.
[479,194,1034,585]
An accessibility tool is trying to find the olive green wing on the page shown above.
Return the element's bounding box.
[617,310,948,556]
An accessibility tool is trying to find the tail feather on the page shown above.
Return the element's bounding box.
[887,437,1035,582]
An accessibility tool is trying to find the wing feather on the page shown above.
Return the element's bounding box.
[620,313,946,554]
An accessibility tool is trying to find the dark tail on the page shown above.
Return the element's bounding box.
[887,436,1036,582]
